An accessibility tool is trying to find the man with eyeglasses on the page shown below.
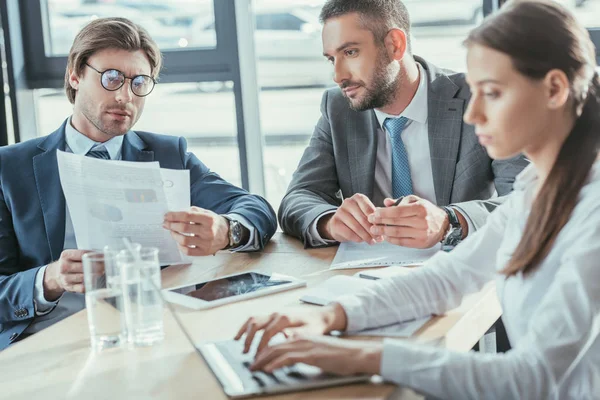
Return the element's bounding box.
[0,17,277,349]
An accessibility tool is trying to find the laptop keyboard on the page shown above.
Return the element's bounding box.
[213,336,323,390]
[198,333,371,397]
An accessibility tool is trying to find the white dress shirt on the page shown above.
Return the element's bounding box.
[29,119,258,328]
[307,64,474,246]
[336,162,600,399]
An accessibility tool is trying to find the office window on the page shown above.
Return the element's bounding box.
[35,81,242,187]
[44,0,216,56]
[552,1,599,29]
[257,0,486,209]
[25,0,245,188]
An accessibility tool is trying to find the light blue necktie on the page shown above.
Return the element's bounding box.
[86,146,110,160]
[384,117,413,198]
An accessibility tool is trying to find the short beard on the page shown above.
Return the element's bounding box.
[345,49,401,112]
[80,97,133,137]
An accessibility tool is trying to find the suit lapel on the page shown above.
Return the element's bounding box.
[419,58,465,206]
[122,131,154,162]
[33,123,67,260]
[346,109,378,197]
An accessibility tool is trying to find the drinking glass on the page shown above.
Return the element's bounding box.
[82,251,127,351]
[117,247,164,346]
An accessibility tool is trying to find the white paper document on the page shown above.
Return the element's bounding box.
[57,150,190,265]
[330,241,441,270]
[300,276,431,337]
[299,275,377,306]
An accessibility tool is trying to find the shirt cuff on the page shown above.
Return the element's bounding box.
[450,205,475,238]
[380,339,419,385]
[332,294,369,332]
[226,213,259,252]
[34,265,61,315]
[306,210,338,247]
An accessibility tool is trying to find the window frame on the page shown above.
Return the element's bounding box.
[22,0,239,87]
[1,0,265,193]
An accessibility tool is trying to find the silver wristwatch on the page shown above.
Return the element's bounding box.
[440,206,463,251]
[225,217,243,249]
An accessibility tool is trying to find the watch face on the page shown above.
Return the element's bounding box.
[444,227,462,247]
[231,221,242,245]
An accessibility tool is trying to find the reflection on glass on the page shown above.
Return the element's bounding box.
[175,273,291,302]
[44,0,216,56]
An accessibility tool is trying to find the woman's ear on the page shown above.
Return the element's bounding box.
[544,69,570,110]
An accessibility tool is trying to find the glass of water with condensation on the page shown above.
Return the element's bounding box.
[117,247,164,346]
[83,251,127,351]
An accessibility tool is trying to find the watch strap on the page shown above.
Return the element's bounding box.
[442,206,461,230]
[440,206,463,249]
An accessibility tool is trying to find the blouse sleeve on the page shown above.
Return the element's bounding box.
[335,193,514,332]
[377,222,600,399]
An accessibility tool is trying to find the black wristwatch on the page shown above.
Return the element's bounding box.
[440,206,463,251]
[223,216,250,249]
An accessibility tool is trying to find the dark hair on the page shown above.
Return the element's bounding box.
[319,0,412,52]
[465,0,600,276]
[64,17,163,104]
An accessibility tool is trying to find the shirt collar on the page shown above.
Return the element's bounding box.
[65,116,124,160]
[374,63,428,127]
[515,160,600,194]
[512,163,537,191]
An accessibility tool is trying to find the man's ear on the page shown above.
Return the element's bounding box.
[384,28,408,61]
[68,68,80,90]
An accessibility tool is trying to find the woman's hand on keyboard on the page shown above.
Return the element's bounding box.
[250,336,383,376]
[235,303,348,355]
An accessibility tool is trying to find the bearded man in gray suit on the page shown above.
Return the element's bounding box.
[279,0,528,250]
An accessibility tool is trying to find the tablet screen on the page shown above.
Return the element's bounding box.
[171,272,292,302]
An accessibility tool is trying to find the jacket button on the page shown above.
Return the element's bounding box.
[9,332,18,342]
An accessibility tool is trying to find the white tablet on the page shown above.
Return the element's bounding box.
[162,271,306,310]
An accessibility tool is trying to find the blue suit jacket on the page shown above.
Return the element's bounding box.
[0,121,277,350]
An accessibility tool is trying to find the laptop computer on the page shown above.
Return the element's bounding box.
[197,335,373,398]
[159,279,373,398]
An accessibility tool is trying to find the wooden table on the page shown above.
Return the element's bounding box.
[0,234,501,400]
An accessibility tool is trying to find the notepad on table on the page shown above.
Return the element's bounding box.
[330,241,440,270]
[299,275,376,306]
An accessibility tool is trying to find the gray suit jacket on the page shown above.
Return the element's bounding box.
[278,57,528,247]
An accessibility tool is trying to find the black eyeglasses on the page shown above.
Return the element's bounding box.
[85,63,156,97]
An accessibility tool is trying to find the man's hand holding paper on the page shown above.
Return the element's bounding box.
[163,207,229,256]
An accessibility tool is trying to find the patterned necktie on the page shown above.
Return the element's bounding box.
[383,117,413,198]
[86,147,110,160]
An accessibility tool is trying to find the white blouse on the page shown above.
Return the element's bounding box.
[336,162,600,399]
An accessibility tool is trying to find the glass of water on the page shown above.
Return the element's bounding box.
[117,246,164,347]
[82,251,127,351]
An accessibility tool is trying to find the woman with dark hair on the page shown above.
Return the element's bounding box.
[235,1,600,397]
